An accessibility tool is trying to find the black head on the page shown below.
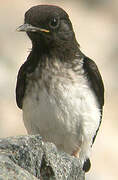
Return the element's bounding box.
[17,5,79,59]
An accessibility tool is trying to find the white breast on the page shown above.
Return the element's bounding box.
[22,58,101,163]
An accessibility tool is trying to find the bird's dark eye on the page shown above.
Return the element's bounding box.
[49,17,59,29]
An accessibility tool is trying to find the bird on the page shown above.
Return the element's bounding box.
[16,5,104,172]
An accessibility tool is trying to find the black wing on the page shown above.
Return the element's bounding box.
[83,55,104,144]
[16,50,40,109]
[16,61,28,109]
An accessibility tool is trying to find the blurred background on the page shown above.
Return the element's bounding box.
[0,0,118,179]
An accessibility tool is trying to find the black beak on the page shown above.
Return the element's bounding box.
[17,24,50,33]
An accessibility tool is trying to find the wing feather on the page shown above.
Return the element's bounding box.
[83,55,104,144]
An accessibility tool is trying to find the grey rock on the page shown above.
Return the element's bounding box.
[0,135,85,180]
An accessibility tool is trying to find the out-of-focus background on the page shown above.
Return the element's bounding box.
[0,0,118,179]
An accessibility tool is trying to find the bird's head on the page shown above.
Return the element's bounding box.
[17,5,79,59]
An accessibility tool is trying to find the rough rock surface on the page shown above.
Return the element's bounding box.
[0,135,85,180]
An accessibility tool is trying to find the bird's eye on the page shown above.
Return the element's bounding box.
[49,17,59,29]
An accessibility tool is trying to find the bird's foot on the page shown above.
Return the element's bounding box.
[71,149,80,158]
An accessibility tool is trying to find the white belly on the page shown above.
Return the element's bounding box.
[22,75,100,162]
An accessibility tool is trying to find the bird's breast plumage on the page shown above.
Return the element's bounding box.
[22,57,101,162]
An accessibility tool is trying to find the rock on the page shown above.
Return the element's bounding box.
[0,135,85,180]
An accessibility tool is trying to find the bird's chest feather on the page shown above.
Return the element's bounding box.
[22,59,100,154]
